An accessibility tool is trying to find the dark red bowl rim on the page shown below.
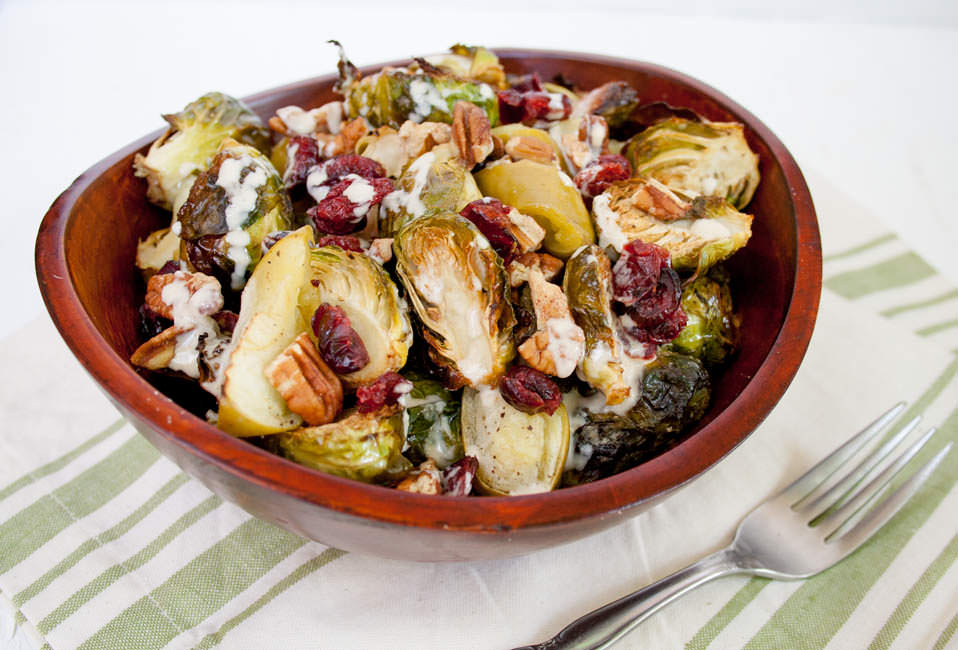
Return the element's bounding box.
[36,49,821,533]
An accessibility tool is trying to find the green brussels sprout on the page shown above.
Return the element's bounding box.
[298,245,413,386]
[394,214,515,388]
[133,92,270,211]
[401,374,463,469]
[563,245,630,405]
[592,177,752,275]
[176,139,293,290]
[277,408,411,483]
[623,117,760,209]
[628,350,710,436]
[666,268,739,366]
[572,81,640,129]
[337,47,499,128]
[379,148,482,236]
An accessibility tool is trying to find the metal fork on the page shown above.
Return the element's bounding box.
[514,403,953,650]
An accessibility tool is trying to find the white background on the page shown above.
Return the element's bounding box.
[2,0,958,342]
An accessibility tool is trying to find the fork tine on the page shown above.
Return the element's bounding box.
[799,415,922,521]
[782,402,906,505]
[830,442,952,550]
[819,427,937,536]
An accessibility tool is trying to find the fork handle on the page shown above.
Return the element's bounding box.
[513,547,745,650]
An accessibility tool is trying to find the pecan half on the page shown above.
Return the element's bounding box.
[504,136,554,165]
[396,459,442,495]
[517,268,585,378]
[628,177,690,221]
[130,325,188,370]
[452,101,493,167]
[145,271,223,321]
[507,252,564,287]
[265,333,343,426]
[506,208,546,254]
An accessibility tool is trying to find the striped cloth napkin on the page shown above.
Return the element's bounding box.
[2,168,957,650]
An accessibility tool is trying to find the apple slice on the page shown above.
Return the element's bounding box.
[218,227,313,437]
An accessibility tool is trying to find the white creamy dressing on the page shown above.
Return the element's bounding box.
[282,141,300,186]
[398,391,459,468]
[557,170,576,189]
[592,193,628,252]
[409,79,448,123]
[160,273,229,397]
[276,106,319,135]
[589,119,608,151]
[171,221,182,237]
[341,174,377,217]
[478,83,494,101]
[561,391,593,472]
[215,155,267,290]
[545,318,585,378]
[545,93,567,120]
[381,151,434,219]
[321,101,344,134]
[668,216,732,241]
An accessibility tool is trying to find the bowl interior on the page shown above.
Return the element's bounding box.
[39,51,818,537]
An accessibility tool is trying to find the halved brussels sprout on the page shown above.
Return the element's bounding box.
[665,268,739,366]
[562,413,675,487]
[563,245,629,405]
[490,124,573,175]
[133,92,270,211]
[176,138,294,290]
[380,148,481,236]
[338,45,499,128]
[394,214,515,387]
[401,374,463,469]
[572,81,640,129]
[461,387,569,495]
[628,350,710,436]
[277,407,411,483]
[624,117,760,209]
[474,159,594,259]
[218,226,313,437]
[135,227,180,274]
[298,245,413,386]
[592,177,751,275]
[430,44,507,88]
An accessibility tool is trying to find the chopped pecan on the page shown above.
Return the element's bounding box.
[517,268,585,378]
[130,325,188,370]
[504,136,555,165]
[268,116,288,136]
[507,252,564,287]
[145,270,223,321]
[396,459,442,495]
[452,101,493,167]
[316,117,370,158]
[270,102,346,137]
[506,208,546,254]
[489,135,506,161]
[398,120,452,160]
[627,177,690,221]
[265,333,343,426]
[560,115,610,170]
[366,238,393,265]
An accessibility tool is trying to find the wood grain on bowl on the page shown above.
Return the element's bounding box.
[35,50,821,561]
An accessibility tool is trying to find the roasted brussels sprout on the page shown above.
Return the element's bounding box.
[338,47,498,128]
[135,227,179,274]
[401,375,463,468]
[474,159,594,258]
[629,350,710,436]
[394,214,515,387]
[563,245,629,404]
[490,124,572,174]
[461,387,569,495]
[429,44,507,88]
[562,414,674,487]
[666,269,739,366]
[572,81,639,129]
[592,177,751,275]
[133,92,270,211]
[277,407,411,483]
[379,148,481,236]
[176,139,294,290]
[624,117,760,209]
[298,245,413,386]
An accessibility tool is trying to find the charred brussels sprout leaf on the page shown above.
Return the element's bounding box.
[277,408,411,483]
[628,350,710,436]
[394,214,515,388]
[666,269,739,366]
[592,177,751,275]
[176,139,293,290]
[380,149,481,237]
[563,245,629,404]
[402,375,463,469]
[624,117,760,209]
[573,81,640,130]
[134,92,270,211]
[562,415,675,487]
[298,245,413,386]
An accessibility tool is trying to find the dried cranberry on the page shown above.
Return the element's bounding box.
[138,304,170,340]
[510,72,543,93]
[625,308,688,345]
[212,310,239,334]
[627,266,682,326]
[613,240,687,345]
[310,154,385,187]
[612,240,671,307]
[574,154,632,199]
[497,90,571,126]
[356,372,412,414]
[156,260,180,276]
[499,366,562,415]
[262,230,292,254]
[283,136,321,189]
[311,303,370,374]
[184,235,233,289]
[307,176,394,235]
[315,234,364,252]
[459,198,518,262]
[442,456,478,496]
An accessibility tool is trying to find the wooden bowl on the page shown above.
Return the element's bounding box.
[35,50,821,561]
